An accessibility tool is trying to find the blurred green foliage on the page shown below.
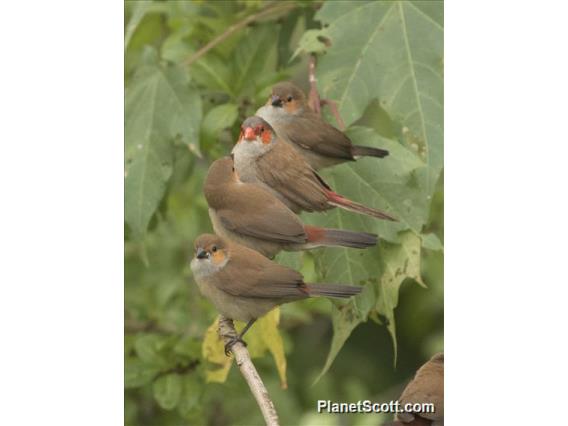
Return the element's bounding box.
[125,1,443,425]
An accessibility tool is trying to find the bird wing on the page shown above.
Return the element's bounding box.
[282,111,354,160]
[217,183,307,244]
[216,246,309,300]
[256,141,331,212]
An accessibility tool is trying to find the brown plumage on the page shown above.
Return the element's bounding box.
[256,81,389,169]
[232,116,396,221]
[203,157,378,258]
[190,234,362,349]
[389,353,444,426]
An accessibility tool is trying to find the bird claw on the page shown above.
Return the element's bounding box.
[224,336,247,356]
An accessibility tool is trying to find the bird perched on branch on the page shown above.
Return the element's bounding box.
[232,116,396,221]
[190,233,362,354]
[385,353,444,426]
[256,81,389,169]
[204,157,378,258]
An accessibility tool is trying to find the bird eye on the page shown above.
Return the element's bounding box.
[287,95,293,102]
[212,246,217,253]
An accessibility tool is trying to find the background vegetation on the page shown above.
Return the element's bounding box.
[124,1,443,425]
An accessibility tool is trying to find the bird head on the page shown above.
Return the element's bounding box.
[191,234,230,276]
[238,116,276,147]
[205,156,239,187]
[267,81,306,115]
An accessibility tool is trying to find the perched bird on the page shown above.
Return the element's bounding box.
[232,116,396,221]
[256,81,389,169]
[386,353,444,426]
[190,233,362,353]
[203,157,378,258]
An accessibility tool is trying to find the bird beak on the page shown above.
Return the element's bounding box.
[271,95,283,107]
[196,248,208,259]
[243,127,256,141]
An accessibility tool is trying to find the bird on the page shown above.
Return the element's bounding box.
[190,233,362,354]
[232,116,396,221]
[256,81,389,169]
[385,353,444,426]
[203,157,378,258]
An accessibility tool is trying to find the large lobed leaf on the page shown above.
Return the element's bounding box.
[315,0,443,197]
[297,0,443,373]
[125,54,202,238]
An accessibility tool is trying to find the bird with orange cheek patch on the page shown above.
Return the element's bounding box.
[232,116,396,221]
[190,233,362,354]
[256,81,389,169]
[203,157,378,258]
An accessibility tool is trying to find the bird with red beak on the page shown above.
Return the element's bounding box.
[232,116,396,221]
[203,157,378,258]
[256,81,389,169]
[190,233,362,354]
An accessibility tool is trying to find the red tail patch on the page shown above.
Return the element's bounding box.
[304,225,325,242]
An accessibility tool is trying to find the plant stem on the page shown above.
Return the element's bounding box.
[218,316,280,426]
[182,2,298,68]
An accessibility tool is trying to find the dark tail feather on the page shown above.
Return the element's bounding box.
[305,226,378,249]
[328,193,397,222]
[352,145,389,158]
[306,283,362,298]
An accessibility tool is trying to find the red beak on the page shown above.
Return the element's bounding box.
[243,127,256,141]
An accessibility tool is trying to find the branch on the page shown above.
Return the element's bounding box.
[307,54,346,130]
[218,316,280,426]
[307,54,321,115]
[182,2,297,68]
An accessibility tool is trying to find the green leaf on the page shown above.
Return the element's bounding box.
[314,0,443,195]
[174,336,202,359]
[124,1,153,50]
[375,231,424,363]
[307,126,427,243]
[134,334,174,369]
[233,26,277,93]
[422,232,443,251]
[201,103,239,147]
[299,0,443,374]
[153,373,183,410]
[292,28,331,60]
[190,54,234,96]
[315,283,376,382]
[125,58,202,238]
[125,359,160,388]
[177,375,202,420]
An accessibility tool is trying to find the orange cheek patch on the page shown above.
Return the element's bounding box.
[261,131,272,144]
[212,251,225,264]
[284,101,297,114]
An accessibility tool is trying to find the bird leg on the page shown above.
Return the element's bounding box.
[223,318,257,356]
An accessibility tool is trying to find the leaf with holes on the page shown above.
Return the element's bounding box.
[297,0,442,373]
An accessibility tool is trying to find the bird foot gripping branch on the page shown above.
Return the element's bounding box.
[217,316,280,426]
[218,317,246,357]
